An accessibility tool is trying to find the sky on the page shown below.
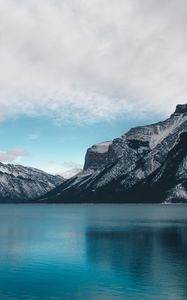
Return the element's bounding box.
[0,0,186,174]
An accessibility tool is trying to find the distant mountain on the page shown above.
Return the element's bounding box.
[59,168,82,179]
[40,104,187,204]
[0,163,64,203]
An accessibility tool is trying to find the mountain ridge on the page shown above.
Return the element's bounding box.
[39,103,187,204]
[0,162,64,203]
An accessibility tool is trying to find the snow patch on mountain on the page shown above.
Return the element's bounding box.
[166,184,187,203]
[91,141,112,154]
[59,168,82,179]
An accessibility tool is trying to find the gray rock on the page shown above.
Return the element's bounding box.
[84,141,112,171]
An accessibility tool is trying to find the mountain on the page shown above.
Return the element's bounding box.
[0,163,64,203]
[39,103,187,204]
[84,141,112,171]
[59,168,82,179]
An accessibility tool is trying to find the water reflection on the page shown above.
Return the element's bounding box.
[0,204,186,300]
[86,225,187,299]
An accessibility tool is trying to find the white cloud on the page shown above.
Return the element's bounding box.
[28,133,40,140]
[0,0,187,123]
[0,148,29,162]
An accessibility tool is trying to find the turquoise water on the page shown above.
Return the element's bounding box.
[0,204,186,300]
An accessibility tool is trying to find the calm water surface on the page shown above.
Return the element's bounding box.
[0,204,186,300]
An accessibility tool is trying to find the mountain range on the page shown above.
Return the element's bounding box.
[39,104,187,204]
[0,163,63,203]
[0,104,186,203]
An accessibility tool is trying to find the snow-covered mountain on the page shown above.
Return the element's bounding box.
[59,168,82,179]
[40,103,187,204]
[0,163,64,203]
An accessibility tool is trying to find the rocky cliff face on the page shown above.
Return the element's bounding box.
[173,104,187,115]
[39,104,187,203]
[84,141,112,171]
[150,132,187,203]
[0,163,64,203]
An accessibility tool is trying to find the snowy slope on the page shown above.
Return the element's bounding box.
[0,163,64,202]
[59,168,82,179]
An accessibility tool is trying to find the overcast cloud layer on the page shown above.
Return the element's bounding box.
[0,0,187,123]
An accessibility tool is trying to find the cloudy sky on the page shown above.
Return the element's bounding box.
[0,0,186,174]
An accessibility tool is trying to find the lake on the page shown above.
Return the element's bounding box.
[0,204,186,300]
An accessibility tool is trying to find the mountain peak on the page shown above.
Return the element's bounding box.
[173,103,187,115]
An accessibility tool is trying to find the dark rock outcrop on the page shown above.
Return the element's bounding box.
[173,104,187,115]
[84,141,112,171]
